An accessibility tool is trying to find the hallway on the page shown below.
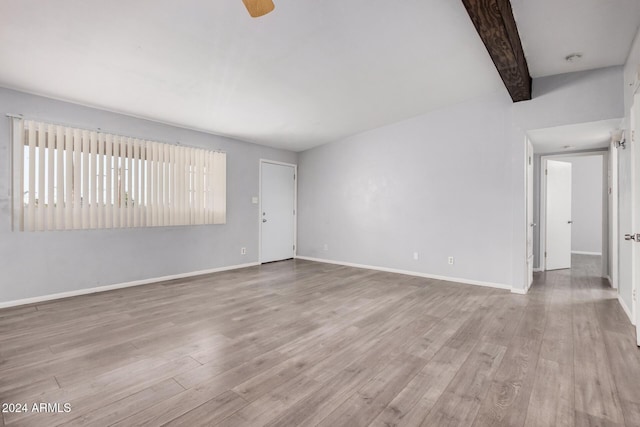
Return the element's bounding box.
[529,254,640,425]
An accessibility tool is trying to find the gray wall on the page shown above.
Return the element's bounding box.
[0,87,297,304]
[298,91,522,288]
[558,155,603,254]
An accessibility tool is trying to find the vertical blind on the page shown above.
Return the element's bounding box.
[12,118,226,232]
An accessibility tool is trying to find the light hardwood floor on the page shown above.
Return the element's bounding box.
[1,255,639,426]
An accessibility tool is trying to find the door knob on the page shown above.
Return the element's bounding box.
[530,223,536,227]
[262,219,267,223]
[567,221,573,224]
[624,233,638,241]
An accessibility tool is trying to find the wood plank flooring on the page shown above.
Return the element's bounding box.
[1,255,638,426]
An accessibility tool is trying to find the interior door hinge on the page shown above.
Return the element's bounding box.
[544,252,547,257]
[293,244,295,251]
[545,169,548,176]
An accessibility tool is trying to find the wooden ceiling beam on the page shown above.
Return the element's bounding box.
[461,0,532,102]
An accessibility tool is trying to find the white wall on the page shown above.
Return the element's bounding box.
[298,66,624,293]
[298,91,525,290]
[624,29,640,126]
[555,155,603,254]
[0,63,627,303]
[0,87,297,305]
[514,66,624,130]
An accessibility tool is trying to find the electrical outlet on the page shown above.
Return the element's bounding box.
[448,256,454,265]
[241,247,247,255]
[323,244,329,251]
[413,252,419,260]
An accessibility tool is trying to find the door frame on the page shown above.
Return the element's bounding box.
[608,146,618,290]
[630,93,638,330]
[635,94,640,338]
[526,138,534,290]
[258,159,298,264]
[539,150,608,273]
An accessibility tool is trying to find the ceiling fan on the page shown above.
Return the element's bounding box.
[242,0,275,17]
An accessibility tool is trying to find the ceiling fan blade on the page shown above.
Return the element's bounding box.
[242,0,275,18]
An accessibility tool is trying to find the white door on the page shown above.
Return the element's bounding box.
[526,140,534,287]
[546,160,572,270]
[629,93,640,346]
[260,161,296,263]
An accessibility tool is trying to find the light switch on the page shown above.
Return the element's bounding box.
[252,196,258,204]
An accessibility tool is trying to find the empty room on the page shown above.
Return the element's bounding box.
[1,0,640,426]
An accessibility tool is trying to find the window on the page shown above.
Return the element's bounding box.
[11,119,226,231]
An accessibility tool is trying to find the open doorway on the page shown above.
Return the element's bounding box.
[527,119,620,283]
[540,153,606,274]
[527,117,638,345]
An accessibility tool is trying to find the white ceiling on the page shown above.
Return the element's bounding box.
[527,119,622,154]
[511,0,640,78]
[0,0,505,151]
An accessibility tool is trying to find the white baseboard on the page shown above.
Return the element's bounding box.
[571,251,602,256]
[533,268,543,273]
[0,262,260,309]
[295,255,512,292]
[512,277,533,296]
[618,294,635,325]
